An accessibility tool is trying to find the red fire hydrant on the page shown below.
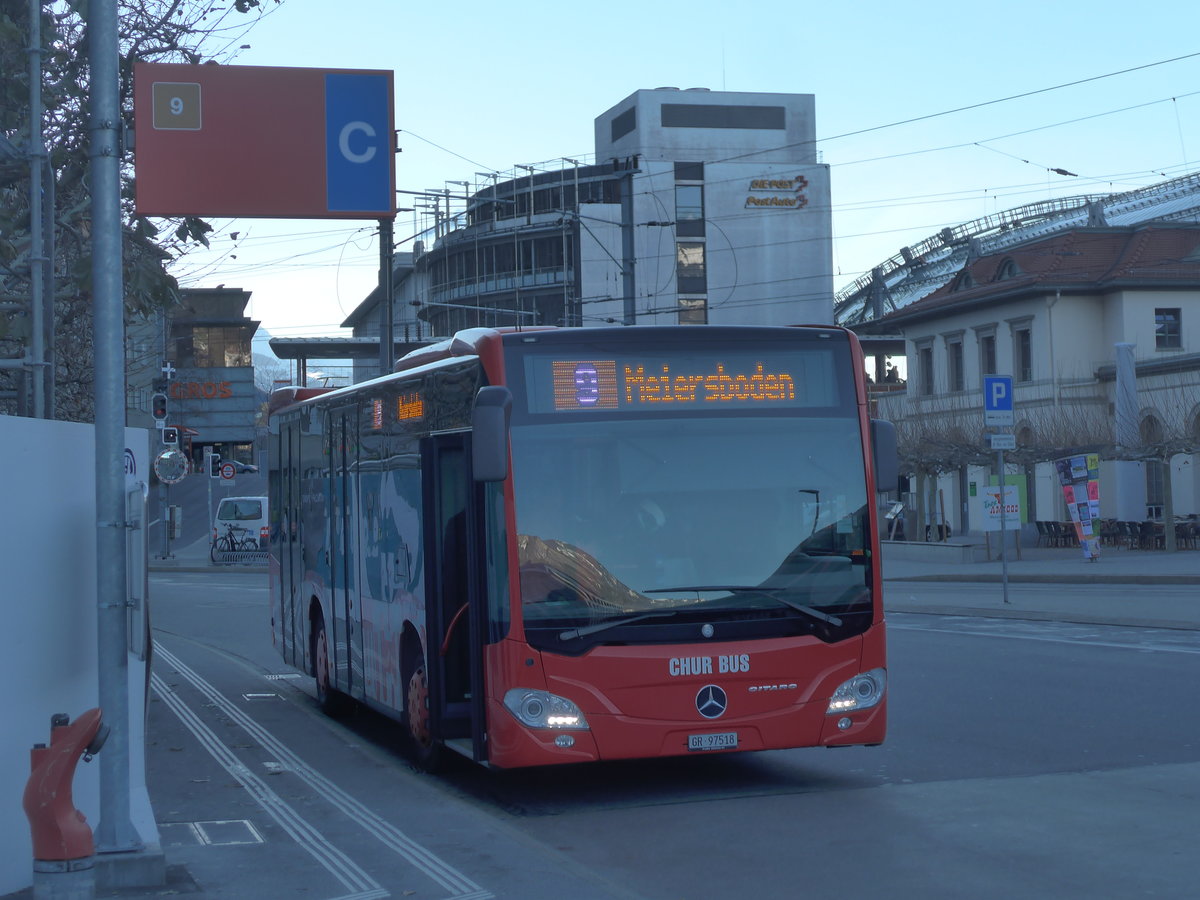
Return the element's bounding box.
[22,708,109,900]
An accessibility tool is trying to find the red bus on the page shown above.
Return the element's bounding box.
[267,325,897,769]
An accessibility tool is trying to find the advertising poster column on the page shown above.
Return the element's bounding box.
[1055,454,1101,560]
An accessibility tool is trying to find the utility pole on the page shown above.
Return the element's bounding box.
[378,218,394,376]
[28,0,48,418]
[90,0,142,854]
[620,162,636,325]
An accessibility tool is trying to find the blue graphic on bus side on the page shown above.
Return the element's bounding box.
[325,73,391,214]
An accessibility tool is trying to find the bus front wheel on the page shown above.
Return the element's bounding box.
[404,661,442,771]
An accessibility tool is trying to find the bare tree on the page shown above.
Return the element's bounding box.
[884,370,1199,539]
[1,0,280,420]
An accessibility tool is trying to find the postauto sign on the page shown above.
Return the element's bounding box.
[133,62,394,219]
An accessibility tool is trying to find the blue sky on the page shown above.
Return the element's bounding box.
[165,0,1200,354]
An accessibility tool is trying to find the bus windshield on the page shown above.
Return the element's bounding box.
[510,414,873,649]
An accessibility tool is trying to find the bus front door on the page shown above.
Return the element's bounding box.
[425,435,487,762]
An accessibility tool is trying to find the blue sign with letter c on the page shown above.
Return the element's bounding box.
[325,73,392,214]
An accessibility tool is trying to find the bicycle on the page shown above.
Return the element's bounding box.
[211,522,258,561]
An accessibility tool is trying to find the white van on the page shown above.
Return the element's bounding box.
[212,496,269,549]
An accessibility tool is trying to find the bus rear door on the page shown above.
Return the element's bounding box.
[328,406,364,696]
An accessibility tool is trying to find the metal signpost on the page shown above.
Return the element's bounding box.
[70,56,399,888]
[153,448,188,560]
[984,375,1015,604]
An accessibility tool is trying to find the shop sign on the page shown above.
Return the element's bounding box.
[168,380,234,400]
[745,175,809,209]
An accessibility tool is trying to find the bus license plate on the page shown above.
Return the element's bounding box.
[688,732,737,752]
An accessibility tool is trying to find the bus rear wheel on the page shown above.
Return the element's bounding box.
[313,615,350,717]
[404,663,441,771]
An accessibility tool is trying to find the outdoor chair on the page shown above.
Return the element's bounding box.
[1118,521,1140,549]
[1100,519,1122,548]
[1174,521,1197,550]
[1035,521,1051,547]
[1137,521,1163,550]
[1047,521,1063,547]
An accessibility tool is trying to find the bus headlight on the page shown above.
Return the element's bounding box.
[503,689,590,730]
[826,668,886,714]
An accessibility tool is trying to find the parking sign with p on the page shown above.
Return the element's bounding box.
[984,375,1014,427]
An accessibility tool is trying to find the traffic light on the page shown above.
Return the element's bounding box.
[208,453,222,478]
[151,392,168,423]
[162,426,179,446]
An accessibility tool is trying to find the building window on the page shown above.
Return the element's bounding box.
[675,184,705,237]
[946,337,964,391]
[676,242,707,294]
[995,259,1020,281]
[917,344,934,396]
[979,333,997,382]
[1013,326,1032,382]
[679,297,707,325]
[1155,308,1181,349]
[611,106,636,141]
[674,161,704,182]
[661,104,785,130]
[1141,415,1166,518]
[177,326,253,368]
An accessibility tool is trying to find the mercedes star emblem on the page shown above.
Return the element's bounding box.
[696,685,728,719]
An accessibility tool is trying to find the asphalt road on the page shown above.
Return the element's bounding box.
[143,573,1200,900]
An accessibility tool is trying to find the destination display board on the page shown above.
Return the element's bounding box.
[521,349,844,415]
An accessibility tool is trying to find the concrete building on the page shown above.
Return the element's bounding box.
[166,287,262,467]
[333,88,834,381]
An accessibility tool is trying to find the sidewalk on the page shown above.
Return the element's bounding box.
[882,540,1200,630]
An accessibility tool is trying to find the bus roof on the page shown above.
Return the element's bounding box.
[394,326,556,373]
[266,385,334,419]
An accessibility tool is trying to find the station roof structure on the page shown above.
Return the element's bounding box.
[267,335,434,382]
[835,170,1200,329]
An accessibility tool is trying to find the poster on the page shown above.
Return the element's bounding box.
[1054,453,1101,560]
[981,484,1021,531]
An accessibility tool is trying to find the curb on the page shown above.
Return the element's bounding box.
[884,574,1196,585]
[885,604,1200,631]
[150,562,267,574]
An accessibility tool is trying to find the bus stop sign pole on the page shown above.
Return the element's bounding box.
[984,376,1014,606]
[996,445,1011,605]
[89,0,141,854]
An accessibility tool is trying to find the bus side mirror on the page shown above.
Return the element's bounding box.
[871,418,899,494]
[472,386,512,482]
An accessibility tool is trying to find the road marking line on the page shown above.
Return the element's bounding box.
[152,671,383,897]
[155,642,491,899]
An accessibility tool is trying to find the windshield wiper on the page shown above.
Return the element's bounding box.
[557,610,679,641]
[646,586,843,627]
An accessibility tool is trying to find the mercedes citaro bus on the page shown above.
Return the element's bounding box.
[267,325,897,769]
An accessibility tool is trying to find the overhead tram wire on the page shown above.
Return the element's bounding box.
[613,58,1200,221]
[619,86,1200,216]
[712,49,1200,165]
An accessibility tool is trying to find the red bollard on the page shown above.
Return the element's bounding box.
[22,708,109,900]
